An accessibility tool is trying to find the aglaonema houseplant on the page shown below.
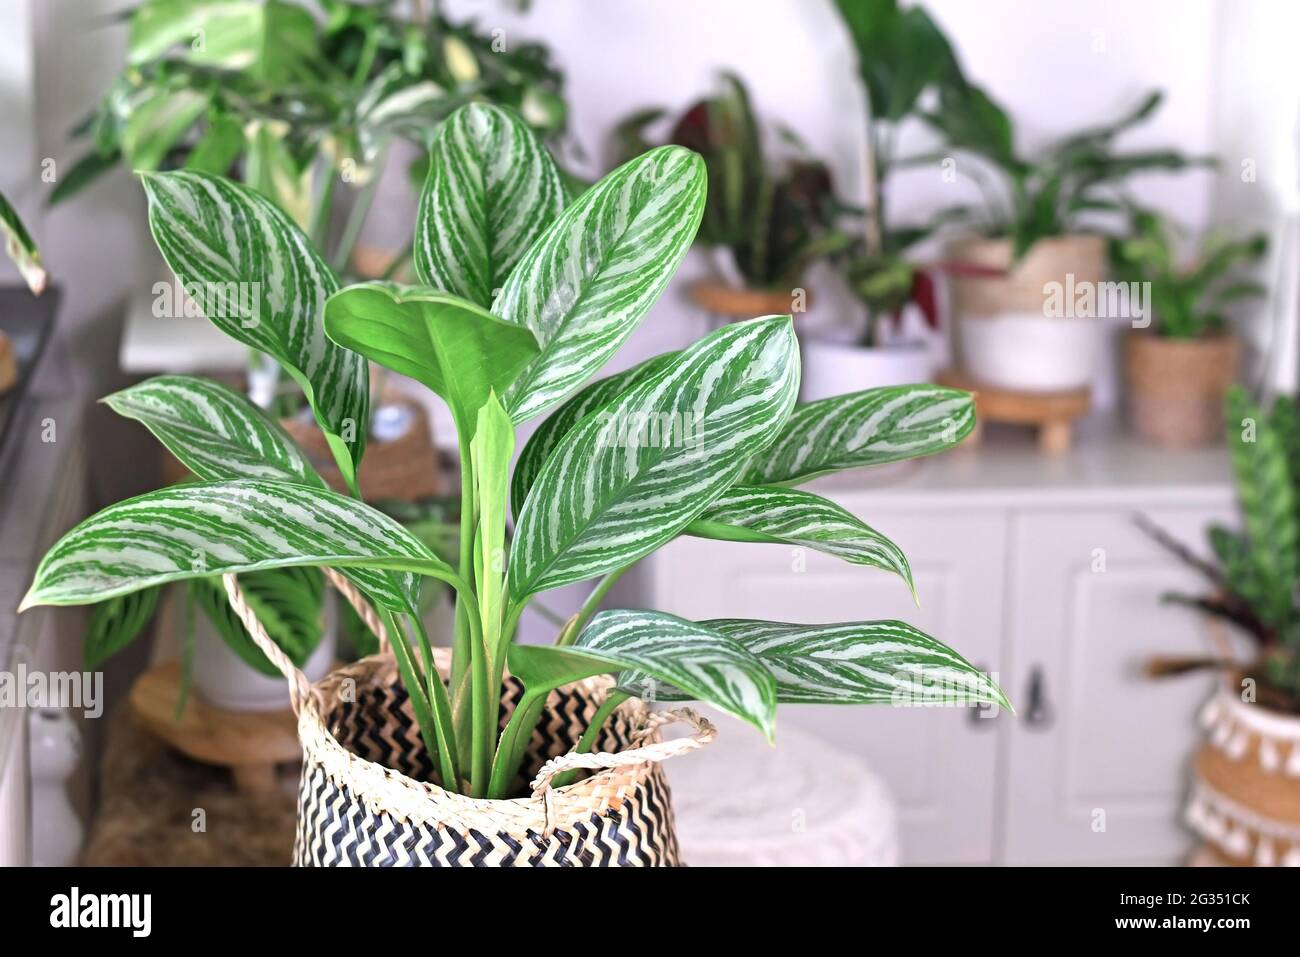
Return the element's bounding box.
[1139,388,1300,865]
[804,0,968,399]
[927,82,1211,392]
[613,72,846,322]
[21,103,1005,865]
[1111,209,1267,446]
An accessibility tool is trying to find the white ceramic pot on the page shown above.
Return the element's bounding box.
[799,337,932,402]
[194,595,336,712]
[956,312,1104,392]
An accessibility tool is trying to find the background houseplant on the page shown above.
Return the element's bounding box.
[21,103,1007,866]
[1140,387,1300,864]
[613,72,845,321]
[1111,210,1267,446]
[929,82,1209,392]
[803,0,966,399]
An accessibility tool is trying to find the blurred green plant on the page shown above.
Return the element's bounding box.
[926,84,1212,261]
[1140,387,1300,708]
[1109,209,1268,339]
[53,0,567,271]
[613,72,848,291]
[830,0,968,345]
[0,189,46,294]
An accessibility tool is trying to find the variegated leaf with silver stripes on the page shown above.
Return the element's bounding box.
[622,618,1009,709]
[20,480,452,612]
[140,170,369,485]
[743,385,974,486]
[509,352,679,519]
[512,609,778,739]
[687,485,915,597]
[104,375,322,486]
[508,317,800,600]
[496,145,706,423]
[414,102,567,308]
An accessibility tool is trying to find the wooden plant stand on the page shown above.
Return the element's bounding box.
[129,662,301,794]
[936,368,1090,454]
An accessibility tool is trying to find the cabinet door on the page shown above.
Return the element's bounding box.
[635,508,1007,864]
[1002,504,1233,865]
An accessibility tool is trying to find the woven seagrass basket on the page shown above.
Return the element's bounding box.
[1184,677,1300,866]
[220,572,713,867]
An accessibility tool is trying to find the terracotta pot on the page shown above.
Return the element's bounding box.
[1185,678,1300,866]
[690,279,810,320]
[948,235,1108,392]
[1124,332,1238,447]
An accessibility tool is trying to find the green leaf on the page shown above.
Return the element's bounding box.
[509,352,678,519]
[48,148,122,207]
[623,618,1009,709]
[140,170,368,490]
[686,485,915,598]
[470,392,514,670]
[129,0,320,85]
[20,479,456,613]
[0,189,45,295]
[496,145,707,423]
[120,86,209,172]
[508,317,800,601]
[186,114,245,176]
[85,586,161,670]
[414,103,567,308]
[744,385,974,486]
[508,609,778,739]
[103,375,322,486]
[188,566,324,675]
[1226,387,1297,610]
[323,282,538,437]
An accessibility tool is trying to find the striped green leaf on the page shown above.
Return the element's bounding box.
[188,566,324,676]
[20,480,456,613]
[85,586,161,670]
[1,189,45,295]
[508,317,800,600]
[1226,386,1297,610]
[687,485,915,597]
[496,145,707,423]
[622,619,1008,709]
[323,282,539,437]
[509,610,778,739]
[414,103,567,308]
[103,375,322,486]
[509,352,678,519]
[140,170,369,491]
[744,385,975,486]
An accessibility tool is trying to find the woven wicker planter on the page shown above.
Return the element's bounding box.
[219,573,712,867]
[1124,332,1238,447]
[1184,679,1300,866]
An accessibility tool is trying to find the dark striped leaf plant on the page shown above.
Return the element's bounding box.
[22,103,1008,798]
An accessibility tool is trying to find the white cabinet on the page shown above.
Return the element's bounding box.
[631,429,1235,864]
[1001,506,1232,864]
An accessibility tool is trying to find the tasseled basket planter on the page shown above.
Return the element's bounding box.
[220,572,714,867]
[1184,680,1300,866]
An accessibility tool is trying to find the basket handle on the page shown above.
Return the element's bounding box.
[529,707,717,799]
[221,569,392,713]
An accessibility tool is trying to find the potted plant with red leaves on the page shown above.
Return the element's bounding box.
[613,72,849,321]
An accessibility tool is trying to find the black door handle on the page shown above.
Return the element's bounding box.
[1025,666,1053,730]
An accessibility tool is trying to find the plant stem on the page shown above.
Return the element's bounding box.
[309,166,336,254]
[556,565,629,647]
[550,690,628,789]
[381,607,457,788]
[487,693,546,799]
[450,435,476,759]
[331,144,388,275]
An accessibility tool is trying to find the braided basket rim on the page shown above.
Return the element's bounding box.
[298,650,664,835]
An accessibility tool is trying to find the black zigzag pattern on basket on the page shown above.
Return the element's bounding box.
[293,760,682,867]
[296,668,682,867]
